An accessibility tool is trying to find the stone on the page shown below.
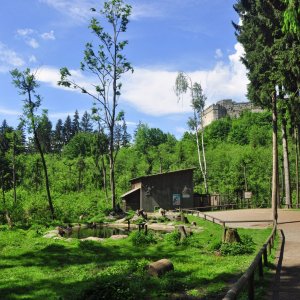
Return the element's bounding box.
[147,259,174,277]
[80,237,104,242]
[110,234,128,240]
[43,233,58,238]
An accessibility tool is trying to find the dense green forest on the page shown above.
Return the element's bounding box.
[1,109,298,226]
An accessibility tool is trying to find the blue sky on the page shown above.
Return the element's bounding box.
[0,0,248,138]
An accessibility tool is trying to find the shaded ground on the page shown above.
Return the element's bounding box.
[207,209,300,299]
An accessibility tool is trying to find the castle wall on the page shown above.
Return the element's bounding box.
[202,99,262,127]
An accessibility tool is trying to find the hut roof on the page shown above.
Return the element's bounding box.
[130,167,196,183]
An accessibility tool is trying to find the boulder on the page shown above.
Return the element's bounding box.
[43,233,58,239]
[147,259,174,277]
[110,234,128,240]
[80,237,104,242]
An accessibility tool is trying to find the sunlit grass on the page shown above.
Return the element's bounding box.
[0,217,274,299]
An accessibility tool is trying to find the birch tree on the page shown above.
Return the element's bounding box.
[175,72,208,193]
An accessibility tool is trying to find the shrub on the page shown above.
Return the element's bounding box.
[164,230,181,245]
[219,234,255,256]
[129,231,156,246]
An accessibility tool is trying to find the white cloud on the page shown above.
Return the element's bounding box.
[36,43,248,117]
[215,48,223,59]
[0,43,25,72]
[16,28,40,48]
[0,107,20,116]
[27,38,39,49]
[130,3,164,20]
[40,0,96,23]
[17,28,35,36]
[41,30,56,40]
[29,55,37,63]
[121,43,248,116]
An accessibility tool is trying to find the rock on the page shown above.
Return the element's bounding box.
[80,237,104,242]
[110,234,128,240]
[147,259,174,277]
[43,233,58,238]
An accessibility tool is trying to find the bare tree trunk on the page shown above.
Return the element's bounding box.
[100,155,108,200]
[34,131,55,220]
[200,122,208,194]
[282,116,292,208]
[296,126,300,208]
[272,94,278,222]
[12,132,17,204]
[109,153,116,211]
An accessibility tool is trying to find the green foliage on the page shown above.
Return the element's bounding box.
[219,234,255,256]
[129,230,157,246]
[164,230,181,245]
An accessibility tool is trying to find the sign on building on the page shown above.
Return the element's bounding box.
[244,191,252,199]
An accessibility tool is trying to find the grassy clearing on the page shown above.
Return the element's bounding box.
[0,216,273,299]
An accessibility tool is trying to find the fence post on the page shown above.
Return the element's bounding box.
[248,273,255,300]
[144,224,148,235]
[263,248,268,266]
[258,257,264,278]
[127,220,130,231]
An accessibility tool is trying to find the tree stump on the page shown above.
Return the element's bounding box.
[223,228,241,243]
[147,259,174,277]
[178,225,187,241]
[180,212,189,224]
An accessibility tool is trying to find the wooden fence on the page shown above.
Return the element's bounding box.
[223,223,277,300]
[181,208,277,300]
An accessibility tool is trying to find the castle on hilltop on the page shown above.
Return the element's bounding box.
[202,99,262,127]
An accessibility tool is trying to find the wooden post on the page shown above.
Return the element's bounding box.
[263,248,268,266]
[127,220,130,231]
[258,257,263,278]
[248,272,255,300]
[144,224,148,235]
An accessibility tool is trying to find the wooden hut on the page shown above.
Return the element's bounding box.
[121,168,195,212]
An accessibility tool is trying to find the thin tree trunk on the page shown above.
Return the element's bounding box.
[101,156,108,200]
[200,121,208,194]
[34,130,55,220]
[12,132,17,204]
[296,126,300,208]
[282,116,292,208]
[272,94,278,222]
[109,153,116,210]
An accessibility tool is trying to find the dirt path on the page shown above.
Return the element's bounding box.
[206,209,300,299]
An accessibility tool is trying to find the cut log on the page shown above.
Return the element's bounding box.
[148,259,174,277]
[223,228,241,243]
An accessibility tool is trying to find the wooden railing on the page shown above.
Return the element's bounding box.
[223,223,277,300]
[180,208,273,228]
[181,208,277,299]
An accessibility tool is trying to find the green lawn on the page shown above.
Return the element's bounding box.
[0,217,274,299]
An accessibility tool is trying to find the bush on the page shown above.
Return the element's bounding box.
[219,234,255,256]
[164,230,181,245]
[130,231,157,246]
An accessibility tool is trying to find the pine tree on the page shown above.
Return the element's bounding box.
[53,119,64,153]
[72,110,81,135]
[80,111,93,133]
[63,115,73,144]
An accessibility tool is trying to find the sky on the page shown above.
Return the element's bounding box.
[0,0,248,139]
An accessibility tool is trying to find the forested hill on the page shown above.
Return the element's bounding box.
[0,110,295,225]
